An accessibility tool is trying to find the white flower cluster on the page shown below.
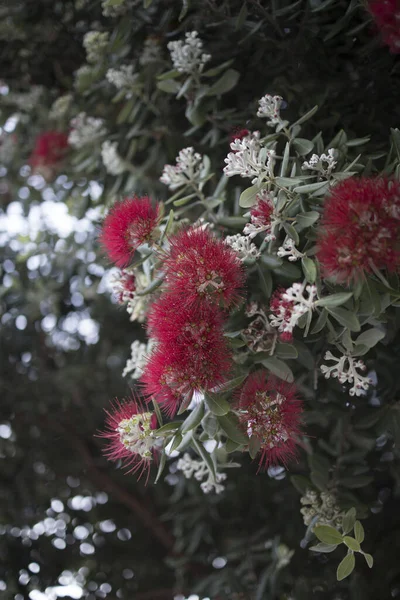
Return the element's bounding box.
[320,351,373,397]
[2,86,43,111]
[168,31,211,74]
[302,148,337,177]
[224,132,276,185]
[160,146,204,190]
[49,94,72,120]
[176,453,226,494]
[117,412,157,459]
[101,141,126,175]
[257,94,283,126]
[83,31,109,63]
[123,339,155,379]
[106,65,136,89]
[225,234,260,261]
[270,283,317,335]
[68,112,107,149]
[300,490,344,528]
[277,238,304,261]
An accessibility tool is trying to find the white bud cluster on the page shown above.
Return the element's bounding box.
[49,94,72,120]
[302,148,337,177]
[101,141,126,175]
[68,112,107,149]
[270,283,317,336]
[123,339,155,379]
[176,452,227,494]
[168,31,211,74]
[83,31,109,63]
[106,65,136,89]
[320,351,373,397]
[277,238,305,261]
[224,132,276,185]
[225,234,261,261]
[257,94,283,126]
[160,146,205,190]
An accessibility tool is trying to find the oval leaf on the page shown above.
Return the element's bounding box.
[337,552,355,581]
[217,413,248,445]
[354,521,365,543]
[314,525,343,545]
[343,536,360,552]
[239,185,260,208]
[181,401,205,433]
[316,292,353,308]
[342,508,357,535]
[205,392,231,416]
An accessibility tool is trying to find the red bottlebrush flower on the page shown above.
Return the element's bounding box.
[230,128,250,143]
[236,371,303,469]
[111,269,136,304]
[243,191,276,241]
[141,317,232,417]
[368,0,400,53]
[100,196,161,267]
[164,227,245,309]
[99,394,159,480]
[316,177,400,283]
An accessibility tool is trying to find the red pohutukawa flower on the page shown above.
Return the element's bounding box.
[30,131,69,180]
[316,177,400,283]
[368,0,400,53]
[142,296,232,415]
[163,227,245,309]
[100,196,161,267]
[100,395,159,480]
[236,371,303,469]
[230,128,250,143]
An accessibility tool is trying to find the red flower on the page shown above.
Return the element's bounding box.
[99,395,159,480]
[100,196,161,267]
[164,227,245,309]
[142,300,232,416]
[230,128,250,143]
[236,371,303,469]
[316,177,400,283]
[30,131,69,167]
[368,0,400,53]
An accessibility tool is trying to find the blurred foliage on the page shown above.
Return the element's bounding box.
[1,1,400,599]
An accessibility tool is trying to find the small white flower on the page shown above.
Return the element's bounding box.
[160,146,205,190]
[277,238,305,262]
[101,141,126,175]
[125,271,151,323]
[168,31,211,74]
[68,112,107,149]
[302,148,337,177]
[83,31,109,63]
[176,452,226,494]
[270,283,317,335]
[106,65,137,89]
[320,351,373,397]
[225,234,260,261]
[123,339,155,379]
[224,132,275,185]
[102,0,129,17]
[243,190,279,241]
[49,94,72,120]
[257,94,283,126]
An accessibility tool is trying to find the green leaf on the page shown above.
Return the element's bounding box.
[157,79,180,94]
[257,264,272,299]
[239,185,259,208]
[364,553,373,568]
[235,3,248,29]
[157,69,180,80]
[310,542,339,553]
[179,0,190,21]
[302,257,317,283]
[291,105,318,127]
[275,343,298,359]
[295,210,320,231]
[225,438,241,453]
[293,181,329,195]
[326,307,360,332]
[202,413,218,437]
[346,136,371,147]
[155,422,181,436]
[355,328,385,349]
[283,222,300,245]
[136,277,164,296]
[316,292,353,307]
[261,357,294,382]
[311,308,328,334]
[204,392,230,416]
[290,474,313,495]
[202,59,234,78]
[214,374,247,393]
[275,176,304,187]
[170,433,183,452]
[338,475,374,488]
[217,216,248,228]
[154,449,166,484]
[206,68,240,96]
[218,413,249,445]
[354,521,365,543]
[342,508,357,535]
[337,552,355,581]
[343,536,360,552]
[181,401,205,433]
[280,142,290,177]
[185,103,207,127]
[192,438,216,482]
[248,435,261,459]
[314,525,343,545]
[293,137,314,156]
